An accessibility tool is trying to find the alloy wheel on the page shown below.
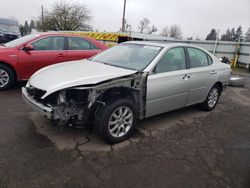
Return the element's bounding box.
[108,106,133,138]
[0,69,9,88]
[208,88,219,108]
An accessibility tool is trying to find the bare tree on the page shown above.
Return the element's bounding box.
[169,25,183,39]
[147,25,158,34]
[138,18,150,33]
[161,27,170,37]
[161,25,182,39]
[36,2,92,31]
[120,19,132,32]
[125,23,132,32]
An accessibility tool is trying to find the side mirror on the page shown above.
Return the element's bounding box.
[23,44,34,51]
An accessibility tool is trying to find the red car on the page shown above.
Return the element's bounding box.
[0,33,108,90]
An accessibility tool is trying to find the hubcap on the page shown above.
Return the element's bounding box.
[0,69,9,88]
[208,88,219,108]
[108,106,133,138]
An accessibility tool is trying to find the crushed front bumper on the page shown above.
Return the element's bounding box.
[22,87,54,119]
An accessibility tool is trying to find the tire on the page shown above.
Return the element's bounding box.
[0,64,15,90]
[95,98,137,144]
[200,84,221,111]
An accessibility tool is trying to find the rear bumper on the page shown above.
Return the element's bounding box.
[22,87,54,119]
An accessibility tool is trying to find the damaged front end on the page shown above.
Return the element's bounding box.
[22,72,147,129]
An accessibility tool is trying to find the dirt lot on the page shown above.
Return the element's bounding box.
[0,71,250,188]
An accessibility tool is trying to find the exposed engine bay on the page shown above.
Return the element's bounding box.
[25,72,148,129]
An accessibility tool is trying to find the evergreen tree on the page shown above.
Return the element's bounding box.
[24,21,29,35]
[235,26,243,42]
[245,27,250,42]
[206,29,217,40]
[19,24,25,36]
[29,20,35,33]
[221,28,231,41]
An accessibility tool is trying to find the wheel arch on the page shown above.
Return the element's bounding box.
[213,81,223,95]
[100,87,137,104]
[0,61,17,81]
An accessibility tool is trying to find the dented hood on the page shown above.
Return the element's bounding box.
[28,59,137,98]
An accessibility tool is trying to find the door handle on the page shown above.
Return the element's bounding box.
[210,70,217,75]
[182,74,191,80]
[57,53,65,57]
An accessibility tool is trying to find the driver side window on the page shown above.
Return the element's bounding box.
[31,36,64,51]
[154,47,186,73]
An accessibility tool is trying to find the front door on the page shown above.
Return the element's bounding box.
[146,47,190,118]
[18,36,66,79]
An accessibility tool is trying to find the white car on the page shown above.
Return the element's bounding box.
[22,41,231,143]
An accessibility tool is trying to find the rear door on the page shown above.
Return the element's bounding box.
[146,47,190,118]
[18,36,66,79]
[185,47,218,105]
[66,36,101,61]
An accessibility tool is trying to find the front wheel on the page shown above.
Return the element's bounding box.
[200,85,221,111]
[95,99,137,144]
[0,64,15,90]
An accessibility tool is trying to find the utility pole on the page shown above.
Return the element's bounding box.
[41,5,44,32]
[121,0,127,33]
[213,29,220,55]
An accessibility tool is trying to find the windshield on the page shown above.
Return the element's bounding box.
[4,34,40,47]
[0,24,20,33]
[91,43,162,71]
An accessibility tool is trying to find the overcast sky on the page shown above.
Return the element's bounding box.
[1,0,250,39]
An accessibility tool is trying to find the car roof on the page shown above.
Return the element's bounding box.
[37,32,87,37]
[124,40,214,56]
[32,32,99,43]
[124,40,200,49]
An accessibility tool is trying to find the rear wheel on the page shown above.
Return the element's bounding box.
[0,64,15,90]
[95,99,137,144]
[200,84,220,111]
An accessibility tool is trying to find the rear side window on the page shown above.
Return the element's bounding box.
[187,48,209,68]
[90,43,99,50]
[68,37,98,50]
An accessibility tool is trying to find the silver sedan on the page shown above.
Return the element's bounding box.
[22,41,231,143]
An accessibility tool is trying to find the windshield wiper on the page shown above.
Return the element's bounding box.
[92,59,137,71]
